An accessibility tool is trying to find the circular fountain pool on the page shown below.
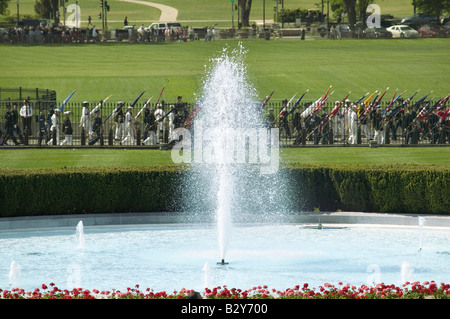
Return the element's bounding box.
[2,222,450,292]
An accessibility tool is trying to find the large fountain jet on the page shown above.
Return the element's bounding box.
[186,44,281,265]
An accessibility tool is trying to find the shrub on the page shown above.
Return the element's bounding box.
[0,164,448,217]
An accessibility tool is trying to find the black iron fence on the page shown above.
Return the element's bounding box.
[0,99,449,147]
[0,87,56,106]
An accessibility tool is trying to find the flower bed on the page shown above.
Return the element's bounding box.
[1,281,450,299]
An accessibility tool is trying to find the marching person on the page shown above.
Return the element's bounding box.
[265,108,276,128]
[155,104,165,143]
[347,104,358,144]
[175,96,189,119]
[372,106,384,144]
[332,101,344,142]
[114,103,125,141]
[20,99,33,137]
[37,107,48,146]
[60,111,73,145]
[359,103,371,142]
[121,106,135,145]
[310,109,322,145]
[142,108,157,145]
[47,108,61,145]
[279,99,291,139]
[0,104,19,146]
[12,103,24,144]
[80,101,92,137]
[168,105,175,141]
[89,108,103,145]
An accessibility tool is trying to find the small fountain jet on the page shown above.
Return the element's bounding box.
[217,259,229,265]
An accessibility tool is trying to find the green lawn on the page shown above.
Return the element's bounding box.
[1,147,448,170]
[1,39,449,104]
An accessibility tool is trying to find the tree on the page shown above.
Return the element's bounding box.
[34,0,59,22]
[342,0,356,29]
[0,0,11,16]
[238,0,253,28]
[414,0,450,18]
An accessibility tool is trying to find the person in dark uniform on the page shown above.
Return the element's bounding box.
[310,109,321,144]
[265,108,276,128]
[321,108,330,144]
[11,103,24,144]
[89,109,103,145]
[142,108,157,145]
[174,107,186,129]
[1,104,19,145]
[37,107,48,146]
[279,99,291,139]
[61,111,73,145]
[114,107,125,141]
[175,96,189,119]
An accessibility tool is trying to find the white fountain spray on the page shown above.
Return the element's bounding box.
[191,44,271,265]
[8,260,21,287]
[418,216,426,251]
[400,261,414,284]
[76,220,85,249]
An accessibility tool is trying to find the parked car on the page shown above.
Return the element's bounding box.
[418,24,448,38]
[386,25,419,38]
[444,21,450,34]
[144,22,182,33]
[362,27,393,39]
[0,28,9,43]
[401,13,438,26]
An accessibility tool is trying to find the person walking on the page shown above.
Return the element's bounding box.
[20,99,33,138]
[37,107,48,146]
[11,103,24,144]
[154,104,165,143]
[0,104,19,146]
[80,101,92,137]
[142,108,157,145]
[114,106,125,141]
[121,106,135,145]
[48,108,61,145]
[89,109,103,145]
[61,111,73,145]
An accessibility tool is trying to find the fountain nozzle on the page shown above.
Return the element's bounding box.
[217,259,229,265]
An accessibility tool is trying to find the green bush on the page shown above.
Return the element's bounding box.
[0,165,448,217]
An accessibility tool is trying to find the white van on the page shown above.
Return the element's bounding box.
[144,22,182,32]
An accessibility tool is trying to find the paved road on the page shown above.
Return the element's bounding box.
[119,0,178,22]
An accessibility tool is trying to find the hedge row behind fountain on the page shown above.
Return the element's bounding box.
[0,164,448,217]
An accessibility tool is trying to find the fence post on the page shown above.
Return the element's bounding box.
[52,129,56,145]
[24,129,29,145]
[108,128,113,145]
[81,128,86,145]
[136,127,141,145]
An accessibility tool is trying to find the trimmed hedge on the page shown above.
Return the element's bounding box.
[0,164,448,217]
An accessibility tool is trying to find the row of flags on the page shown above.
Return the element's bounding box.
[57,85,449,130]
[56,86,167,125]
[264,86,449,127]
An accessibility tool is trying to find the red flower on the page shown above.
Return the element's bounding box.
[41,284,48,290]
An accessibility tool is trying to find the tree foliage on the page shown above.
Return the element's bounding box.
[34,0,58,21]
[414,0,450,17]
[0,0,11,16]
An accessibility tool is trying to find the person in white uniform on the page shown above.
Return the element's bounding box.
[121,106,135,145]
[48,108,61,145]
[80,101,92,137]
